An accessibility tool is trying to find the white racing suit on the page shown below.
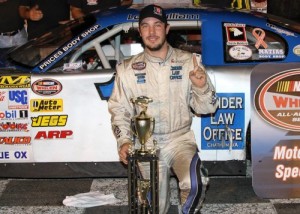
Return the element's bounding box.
[108,46,217,214]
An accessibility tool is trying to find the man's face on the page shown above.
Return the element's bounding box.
[139,17,170,52]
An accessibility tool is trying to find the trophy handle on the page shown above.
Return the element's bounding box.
[131,118,137,137]
[150,118,155,137]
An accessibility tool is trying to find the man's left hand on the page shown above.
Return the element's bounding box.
[189,54,207,88]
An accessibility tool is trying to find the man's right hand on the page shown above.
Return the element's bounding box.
[118,142,132,165]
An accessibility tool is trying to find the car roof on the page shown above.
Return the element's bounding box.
[90,5,298,66]
[93,5,264,26]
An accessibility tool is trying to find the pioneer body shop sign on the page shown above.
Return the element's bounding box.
[251,63,300,198]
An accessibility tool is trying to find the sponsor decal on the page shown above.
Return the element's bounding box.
[274,145,300,181]
[31,79,62,96]
[63,62,83,71]
[254,69,300,131]
[0,150,29,160]
[224,23,248,46]
[39,24,100,70]
[171,59,185,64]
[266,23,297,37]
[135,73,146,84]
[0,76,30,88]
[0,122,28,132]
[153,5,163,16]
[113,126,121,138]
[170,66,182,80]
[132,62,146,70]
[0,91,6,102]
[34,130,73,140]
[252,28,268,49]
[0,110,28,120]
[293,45,300,56]
[258,49,285,59]
[202,93,245,150]
[170,65,183,80]
[8,90,29,109]
[229,45,252,60]
[171,66,182,70]
[0,136,31,144]
[31,115,68,127]
[30,99,63,112]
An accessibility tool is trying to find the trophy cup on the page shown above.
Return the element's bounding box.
[128,96,159,214]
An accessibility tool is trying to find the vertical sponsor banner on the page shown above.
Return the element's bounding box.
[0,75,33,162]
[251,63,300,198]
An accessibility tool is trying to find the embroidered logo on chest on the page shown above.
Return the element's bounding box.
[135,73,146,84]
[170,66,183,81]
[132,62,146,70]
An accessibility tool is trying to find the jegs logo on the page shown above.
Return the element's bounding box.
[31,115,68,127]
[254,69,300,131]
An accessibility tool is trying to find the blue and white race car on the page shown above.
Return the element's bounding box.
[0,4,299,178]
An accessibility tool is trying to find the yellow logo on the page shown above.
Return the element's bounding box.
[30,99,63,112]
[0,76,31,88]
[31,115,68,127]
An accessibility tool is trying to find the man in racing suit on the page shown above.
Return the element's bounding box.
[108,4,218,214]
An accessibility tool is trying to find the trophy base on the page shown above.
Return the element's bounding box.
[137,150,148,156]
[128,152,159,214]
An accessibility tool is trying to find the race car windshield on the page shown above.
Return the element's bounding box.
[7,15,97,69]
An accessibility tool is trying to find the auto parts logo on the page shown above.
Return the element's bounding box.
[254,69,300,131]
[30,99,63,112]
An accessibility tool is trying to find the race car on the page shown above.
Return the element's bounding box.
[0,4,299,178]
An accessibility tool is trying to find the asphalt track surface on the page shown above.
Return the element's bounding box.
[0,162,299,214]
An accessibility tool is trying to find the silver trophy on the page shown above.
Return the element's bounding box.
[128,96,159,214]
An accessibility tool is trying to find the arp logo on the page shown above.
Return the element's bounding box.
[35,130,73,140]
